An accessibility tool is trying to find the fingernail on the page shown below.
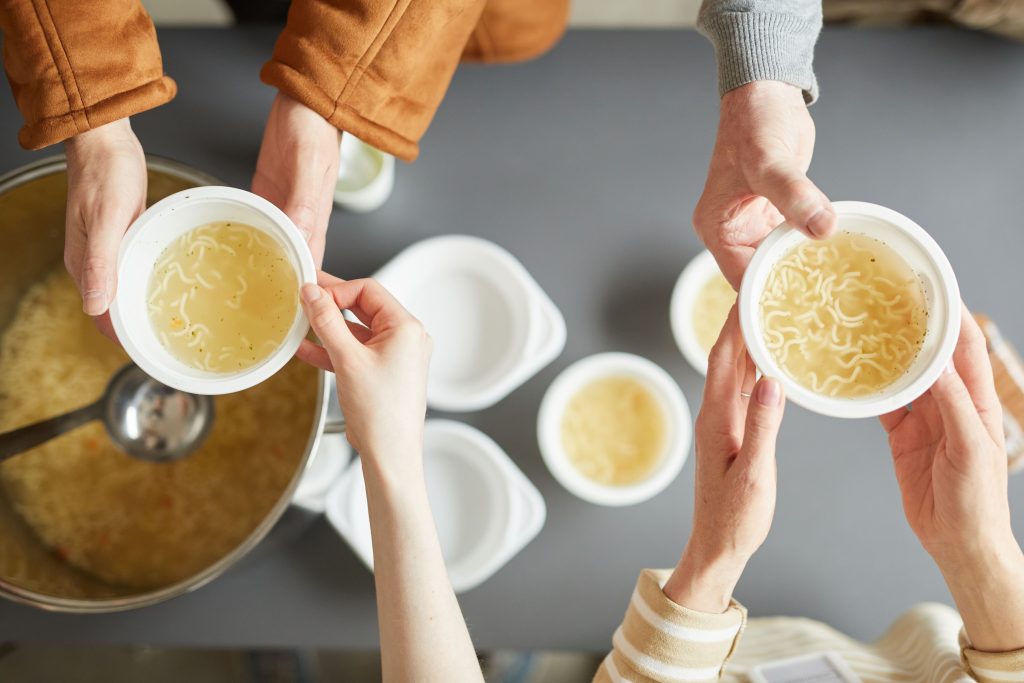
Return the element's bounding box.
[83,289,106,315]
[756,377,782,406]
[301,284,321,303]
[943,360,955,375]
[806,207,833,238]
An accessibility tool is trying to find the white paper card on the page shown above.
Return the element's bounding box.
[749,652,861,683]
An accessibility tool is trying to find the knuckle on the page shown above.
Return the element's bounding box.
[311,306,339,331]
[80,257,109,283]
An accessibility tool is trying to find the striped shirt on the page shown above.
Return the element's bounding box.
[594,569,1024,683]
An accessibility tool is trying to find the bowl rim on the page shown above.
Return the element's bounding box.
[670,249,729,376]
[537,352,692,506]
[374,234,566,412]
[737,200,961,419]
[110,186,316,396]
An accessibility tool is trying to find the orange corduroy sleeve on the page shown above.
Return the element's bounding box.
[0,0,176,150]
[261,0,569,162]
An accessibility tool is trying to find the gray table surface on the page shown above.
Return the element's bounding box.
[1,26,1022,651]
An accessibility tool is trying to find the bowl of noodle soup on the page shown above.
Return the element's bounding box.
[738,201,960,419]
[110,187,316,395]
[670,250,736,376]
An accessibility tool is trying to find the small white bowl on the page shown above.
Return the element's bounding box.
[333,135,395,213]
[374,235,566,412]
[537,353,692,506]
[326,419,545,593]
[110,187,316,395]
[738,201,961,419]
[670,250,733,376]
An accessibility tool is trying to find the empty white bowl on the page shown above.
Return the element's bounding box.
[374,235,566,412]
[738,201,960,419]
[537,353,692,506]
[670,249,734,376]
[326,419,545,593]
[110,187,316,395]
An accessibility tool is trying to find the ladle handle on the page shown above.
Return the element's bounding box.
[0,400,104,462]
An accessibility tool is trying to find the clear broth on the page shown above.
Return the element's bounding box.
[147,221,298,373]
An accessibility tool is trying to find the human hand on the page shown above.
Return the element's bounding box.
[693,81,836,288]
[882,308,1012,563]
[64,118,147,340]
[663,307,785,613]
[253,92,340,266]
[881,307,1024,652]
[297,273,431,466]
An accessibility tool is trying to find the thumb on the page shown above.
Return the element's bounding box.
[738,377,785,466]
[301,283,356,361]
[750,163,836,239]
[79,227,122,316]
[929,361,986,445]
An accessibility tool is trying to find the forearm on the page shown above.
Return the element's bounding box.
[697,0,822,103]
[0,0,175,149]
[940,540,1024,653]
[362,453,483,683]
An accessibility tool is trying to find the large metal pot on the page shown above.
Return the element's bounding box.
[0,156,330,612]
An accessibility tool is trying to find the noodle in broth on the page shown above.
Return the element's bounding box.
[760,232,928,398]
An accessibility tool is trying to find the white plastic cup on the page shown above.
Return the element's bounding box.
[110,187,316,395]
[738,201,961,419]
[670,249,732,376]
[333,135,395,213]
[537,352,692,506]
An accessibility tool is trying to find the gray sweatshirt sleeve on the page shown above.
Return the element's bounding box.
[697,0,823,103]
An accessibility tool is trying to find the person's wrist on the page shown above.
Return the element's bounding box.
[662,543,748,614]
[930,527,1020,578]
[937,531,1024,590]
[65,118,135,153]
[359,434,426,487]
[722,80,803,108]
[938,536,1024,652]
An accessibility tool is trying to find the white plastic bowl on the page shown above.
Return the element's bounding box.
[537,353,692,506]
[374,235,566,412]
[333,135,395,213]
[325,419,545,593]
[670,249,733,376]
[738,201,961,419]
[110,187,316,395]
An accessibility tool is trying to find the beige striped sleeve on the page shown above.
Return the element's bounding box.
[594,569,747,683]
[961,629,1024,682]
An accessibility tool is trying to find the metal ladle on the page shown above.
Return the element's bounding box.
[0,364,214,463]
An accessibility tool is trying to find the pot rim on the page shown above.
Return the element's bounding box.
[0,155,330,612]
